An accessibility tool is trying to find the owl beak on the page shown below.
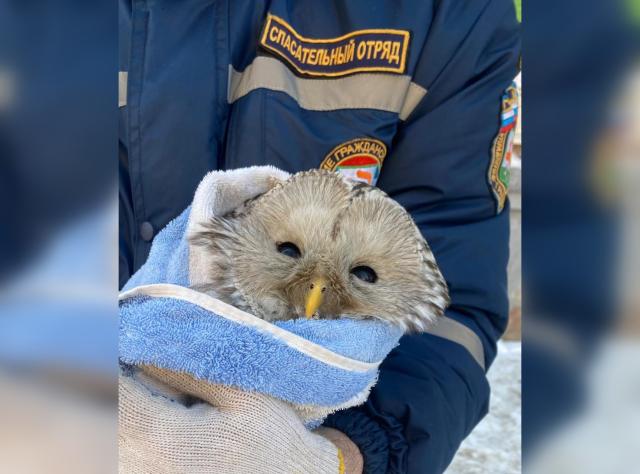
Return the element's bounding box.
[304,277,327,319]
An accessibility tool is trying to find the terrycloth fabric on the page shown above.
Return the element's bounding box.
[120,166,404,424]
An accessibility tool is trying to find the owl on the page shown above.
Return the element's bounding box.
[189,170,449,332]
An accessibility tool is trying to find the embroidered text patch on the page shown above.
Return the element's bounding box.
[320,138,388,185]
[259,14,410,77]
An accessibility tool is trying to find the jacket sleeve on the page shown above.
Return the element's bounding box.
[324,1,520,472]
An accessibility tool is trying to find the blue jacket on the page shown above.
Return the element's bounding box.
[119,0,520,472]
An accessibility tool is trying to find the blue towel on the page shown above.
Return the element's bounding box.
[119,168,403,423]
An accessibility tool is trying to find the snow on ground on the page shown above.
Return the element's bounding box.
[446,341,521,474]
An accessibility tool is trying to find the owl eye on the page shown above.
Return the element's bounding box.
[277,242,302,258]
[350,266,377,283]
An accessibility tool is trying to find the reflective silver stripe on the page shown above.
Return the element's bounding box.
[228,57,426,119]
[425,317,486,369]
[119,71,128,108]
[399,82,427,120]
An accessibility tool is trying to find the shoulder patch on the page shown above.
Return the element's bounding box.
[488,83,519,213]
[259,13,410,78]
[320,138,387,185]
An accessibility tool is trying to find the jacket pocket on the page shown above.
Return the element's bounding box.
[225,56,415,182]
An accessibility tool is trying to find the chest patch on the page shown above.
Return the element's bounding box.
[259,13,410,77]
[320,138,387,185]
[488,84,519,213]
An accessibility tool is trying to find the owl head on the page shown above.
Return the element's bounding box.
[190,170,449,332]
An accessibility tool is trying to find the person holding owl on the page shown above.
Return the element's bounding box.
[119,0,520,472]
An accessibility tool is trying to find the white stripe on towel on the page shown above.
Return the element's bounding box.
[119,283,380,373]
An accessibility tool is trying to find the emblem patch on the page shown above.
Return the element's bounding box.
[320,138,387,185]
[488,83,519,213]
[259,13,410,77]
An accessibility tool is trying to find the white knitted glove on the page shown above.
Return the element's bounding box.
[119,366,345,474]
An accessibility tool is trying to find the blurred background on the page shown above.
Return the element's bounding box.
[1,0,638,473]
[0,1,118,472]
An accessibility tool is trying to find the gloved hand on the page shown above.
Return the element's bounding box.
[119,365,360,474]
